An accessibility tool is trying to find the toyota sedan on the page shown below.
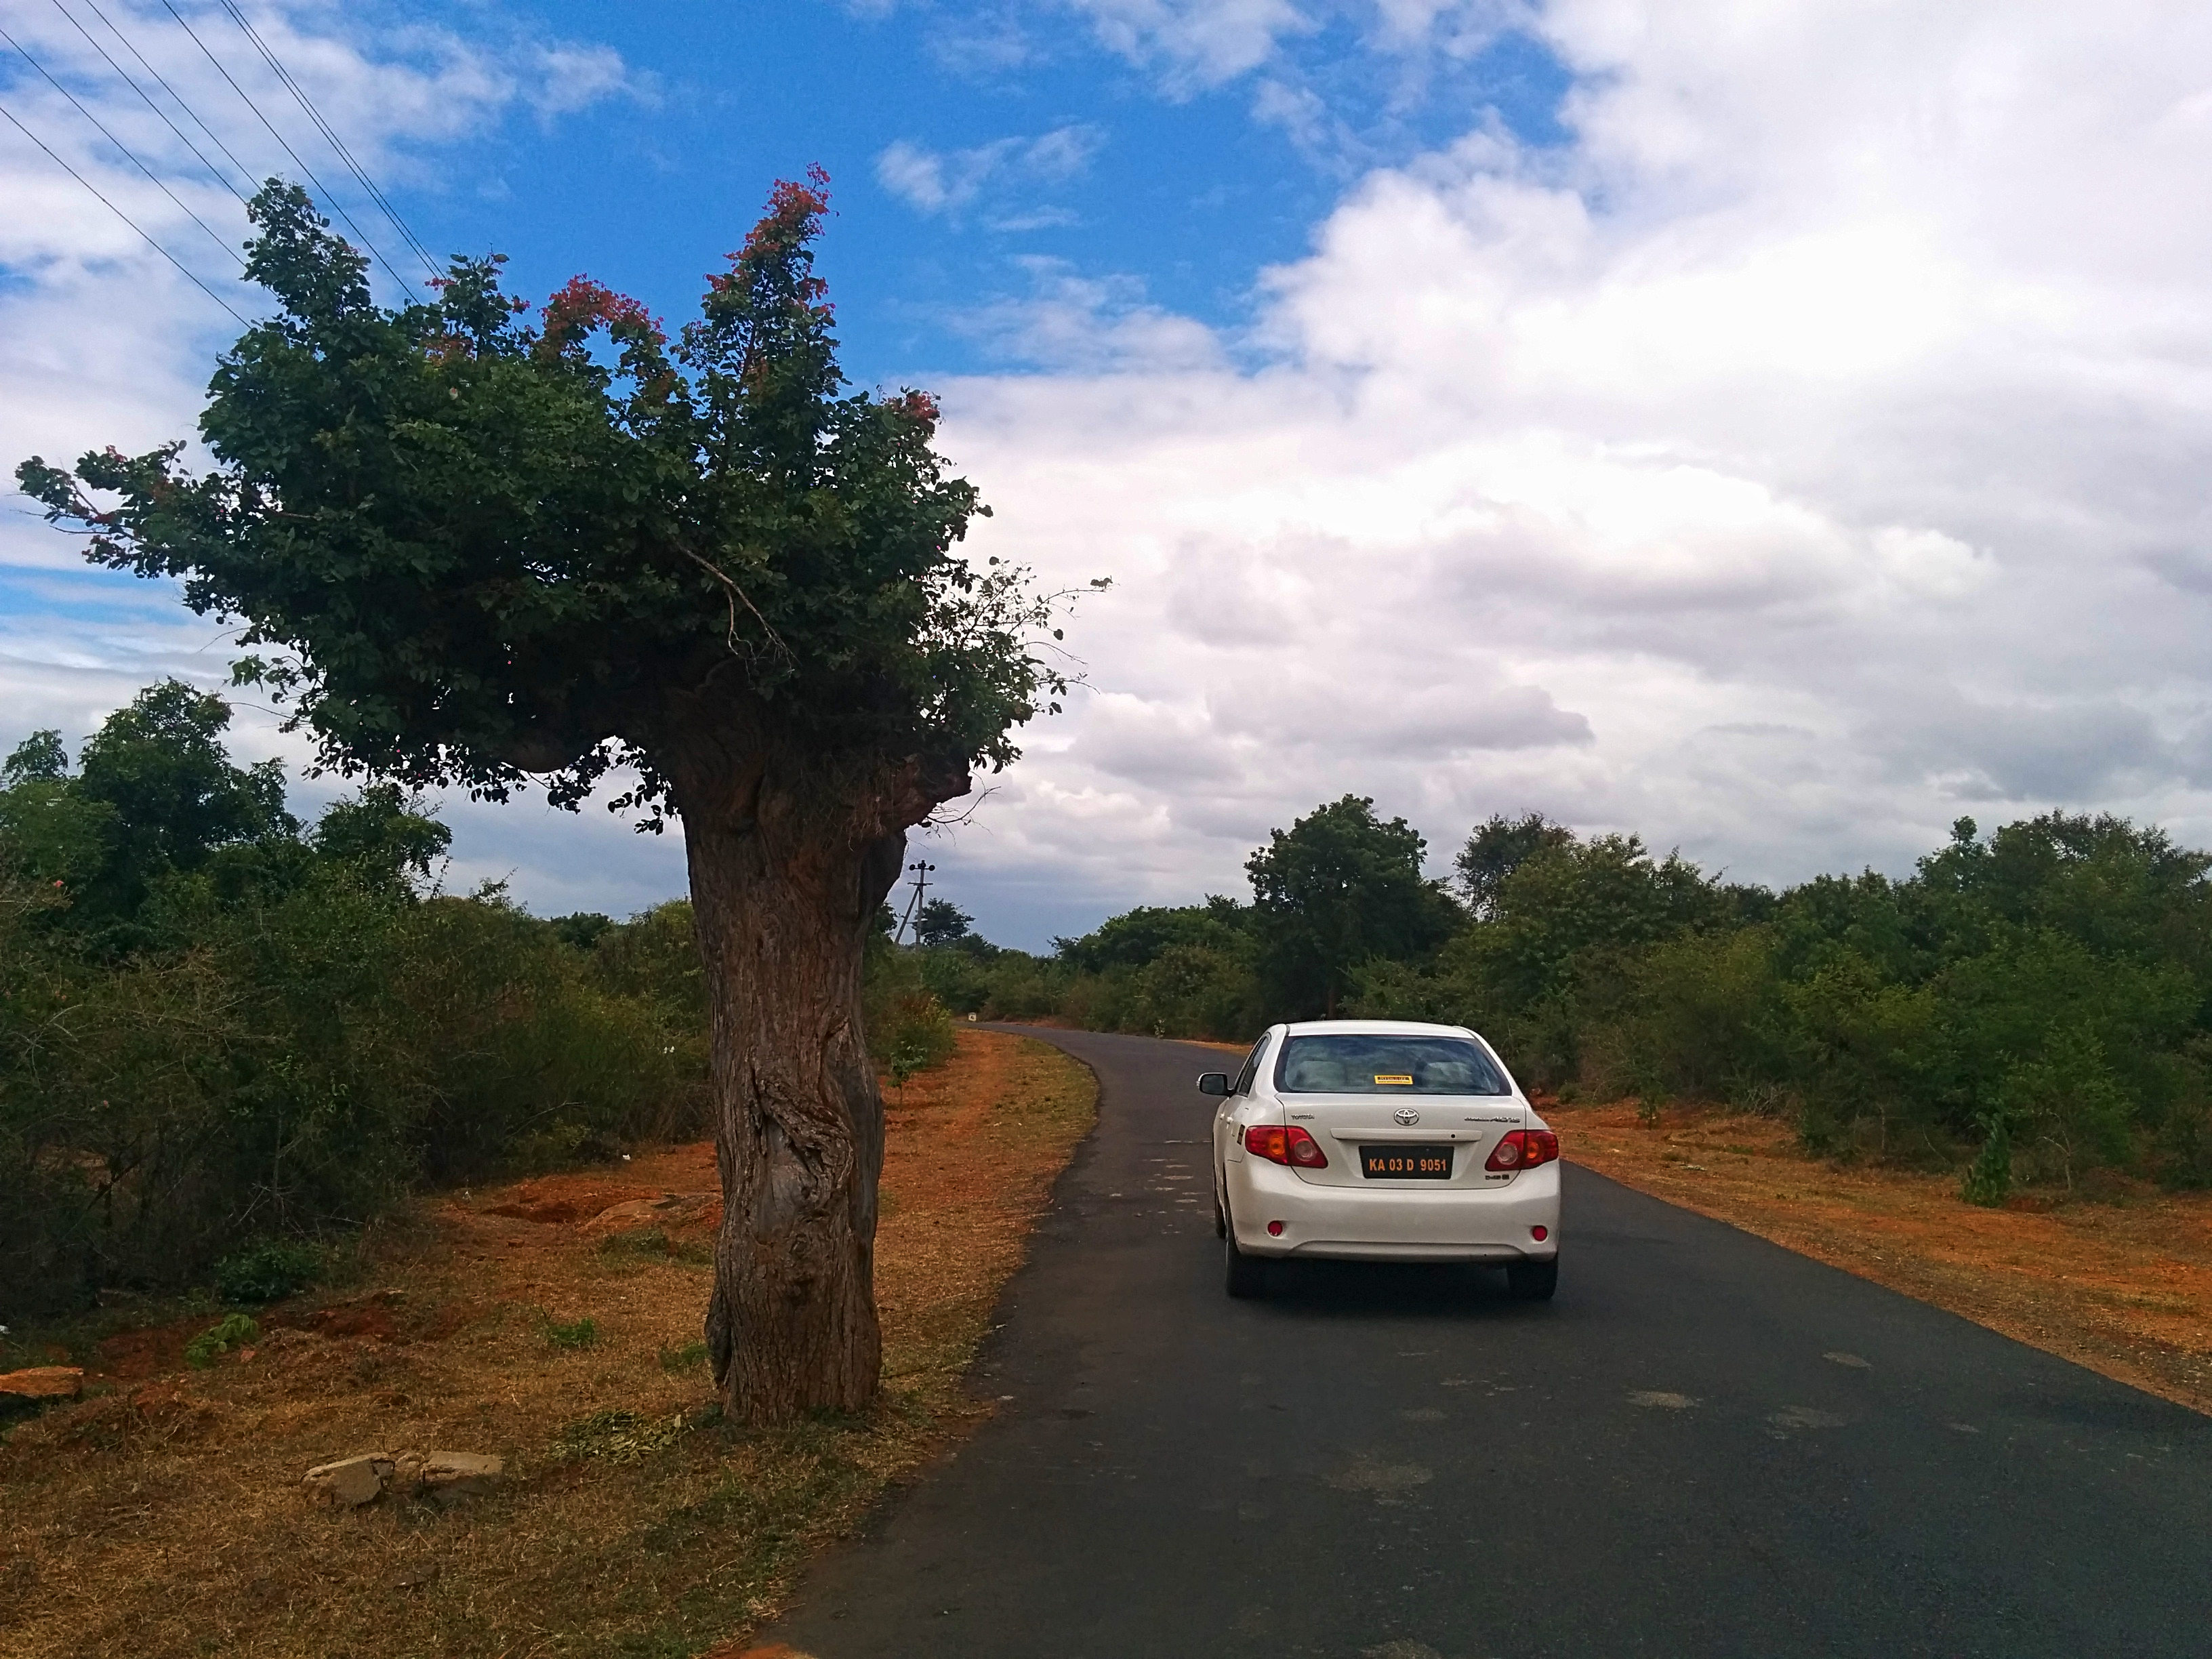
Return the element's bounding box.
[1200,1019,1560,1300]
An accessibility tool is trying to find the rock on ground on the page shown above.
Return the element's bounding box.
[0,1367,84,1401]
[303,1449,506,1508]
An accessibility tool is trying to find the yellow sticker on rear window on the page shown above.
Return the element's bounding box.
[1374,1073,1414,1086]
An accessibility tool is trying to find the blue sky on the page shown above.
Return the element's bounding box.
[8,2,2212,949]
[386,3,1571,385]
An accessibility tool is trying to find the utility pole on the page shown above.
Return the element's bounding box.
[893,859,935,945]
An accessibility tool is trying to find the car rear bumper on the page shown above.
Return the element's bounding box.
[1224,1156,1560,1262]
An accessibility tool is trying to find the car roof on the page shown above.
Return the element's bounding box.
[1275,1019,1475,1038]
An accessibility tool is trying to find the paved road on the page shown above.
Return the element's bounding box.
[769,1028,2212,1658]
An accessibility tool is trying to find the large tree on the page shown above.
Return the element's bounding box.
[1246,795,1460,1017]
[19,176,1073,1422]
[1454,811,1574,922]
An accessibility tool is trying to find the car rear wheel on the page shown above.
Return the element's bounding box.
[1506,1256,1558,1301]
[1225,1231,1266,1298]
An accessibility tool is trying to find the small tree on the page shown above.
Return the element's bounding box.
[1247,795,1459,1018]
[19,176,1075,1422]
[913,898,975,947]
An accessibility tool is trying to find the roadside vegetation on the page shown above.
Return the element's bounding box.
[0,682,958,1320]
[910,797,2212,1200]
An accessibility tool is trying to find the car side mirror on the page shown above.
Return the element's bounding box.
[1196,1071,1231,1097]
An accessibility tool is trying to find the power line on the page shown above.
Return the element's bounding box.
[215,0,438,279]
[1,20,245,269]
[0,90,249,327]
[81,0,256,196]
[52,0,249,203]
[157,0,419,302]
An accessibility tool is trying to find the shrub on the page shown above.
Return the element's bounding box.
[213,1240,322,1303]
[1961,1116,2014,1206]
[184,1313,260,1368]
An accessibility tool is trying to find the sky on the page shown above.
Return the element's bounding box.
[5,2,2212,949]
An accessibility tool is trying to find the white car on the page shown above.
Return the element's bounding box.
[1202,1019,1561,1300]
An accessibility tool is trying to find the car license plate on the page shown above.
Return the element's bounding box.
[1360,1145,1453,1179]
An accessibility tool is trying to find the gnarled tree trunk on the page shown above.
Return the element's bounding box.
[668,708,964,1425]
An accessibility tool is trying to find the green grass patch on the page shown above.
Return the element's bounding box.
[658,1339,709,1372]
[541,1313,599,1351]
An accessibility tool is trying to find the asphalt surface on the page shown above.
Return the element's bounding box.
[767,1027,2212,1658]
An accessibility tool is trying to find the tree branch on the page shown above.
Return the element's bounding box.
[672,537,791,666]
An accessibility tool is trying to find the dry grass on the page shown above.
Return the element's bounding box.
[0,1029,1096,1659]
[1551,1097,2212,1416]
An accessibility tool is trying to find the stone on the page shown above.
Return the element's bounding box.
[303,1452,394,1508]
[420,1450,506,1502]
[0,1366,83,1401]
[389,1450,506,1503]
[306,1448,503,1507]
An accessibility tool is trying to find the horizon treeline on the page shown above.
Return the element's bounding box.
[912,795,2212,1199]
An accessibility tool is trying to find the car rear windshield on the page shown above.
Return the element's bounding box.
[1274,1035,1511,1095]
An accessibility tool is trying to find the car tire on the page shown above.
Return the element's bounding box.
[1506,1256,1558,1301]
[1225,1231,1266,1299]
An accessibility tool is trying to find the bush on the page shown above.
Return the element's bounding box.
[0,694,717,1315]
[1961,1116,2013,1206]
[184,1313,260,1368]
[214,1240,323,1303]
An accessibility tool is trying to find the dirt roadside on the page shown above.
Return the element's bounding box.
[1551,1098,2212,1417]
[0,1029,1097,1659]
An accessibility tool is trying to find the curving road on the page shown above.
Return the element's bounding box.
[766,1027,2212,1658]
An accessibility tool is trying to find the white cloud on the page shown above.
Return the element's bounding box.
[1064,0,1314,86]
[956,257,1226,370]
[1059,0,1523,88]
[874,123,1103,220]
[909,0,2212,941]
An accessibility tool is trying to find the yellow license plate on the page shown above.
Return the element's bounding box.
[1359,1145,1453,1179]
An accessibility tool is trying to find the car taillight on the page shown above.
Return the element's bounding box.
[1244,1124,1328,1168]
[1486,1128,1559,1172]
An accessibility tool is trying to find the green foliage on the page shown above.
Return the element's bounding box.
[184,1313,260,1368]
[1248,796,1461,1018]
[18,178,1066,822]
[1052,899,1250,972]
[0,686,712,1315]
[1455,811,1574,920]
[214,1240,323,1304]
[1961,1115,2014,1206]
[660,1339,711,1372]
[913,899,973,947]
[543,1313,600,1351]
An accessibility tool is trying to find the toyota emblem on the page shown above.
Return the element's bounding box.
[1392,1106,1421,1126]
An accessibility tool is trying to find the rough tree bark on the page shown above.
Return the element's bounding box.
[667,699,968,1425]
